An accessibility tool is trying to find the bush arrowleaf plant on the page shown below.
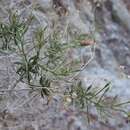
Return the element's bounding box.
[0,11,130,122]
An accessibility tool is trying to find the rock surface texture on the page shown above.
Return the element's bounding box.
[0,0,130,130]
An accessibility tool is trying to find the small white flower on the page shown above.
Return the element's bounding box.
[127,75,130,79]
[119,65,125,69]
[66,97,72,103]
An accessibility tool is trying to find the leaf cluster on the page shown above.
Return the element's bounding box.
[0,12,86,98]
[65,81,130,120]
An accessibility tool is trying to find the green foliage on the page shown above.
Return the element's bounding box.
[0,12,85,98]
[0,11,130,122]
[64,81,130,120]
[0,12,28,50]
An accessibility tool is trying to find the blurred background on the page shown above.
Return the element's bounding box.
[0,0,130,130]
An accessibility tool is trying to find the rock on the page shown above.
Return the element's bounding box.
[111,0,130,30]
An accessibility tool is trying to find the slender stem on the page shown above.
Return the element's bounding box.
[20,40,30,83]
[113,101,130,107]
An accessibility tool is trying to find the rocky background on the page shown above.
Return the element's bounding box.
[0,0,130,130]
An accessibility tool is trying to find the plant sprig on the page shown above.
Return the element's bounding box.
[0,12,88,98]
[0,11,130,123]
[64,81,130,121]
